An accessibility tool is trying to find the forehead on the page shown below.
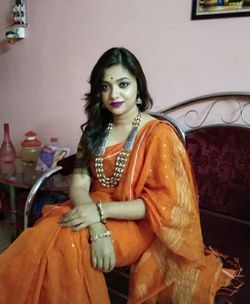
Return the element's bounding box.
[102,64,135,81]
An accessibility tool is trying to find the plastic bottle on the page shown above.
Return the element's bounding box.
[49,137,61,168]
[49,137,58,148]
[21,131,41,164]
[0,123,16,163]
[35,138,57,172]
[36,136,69,171]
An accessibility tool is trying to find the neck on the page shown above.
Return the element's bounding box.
[113,108,139,127]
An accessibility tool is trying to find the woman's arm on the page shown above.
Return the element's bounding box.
[61,174,146,230]
[68,173,147,225]
[69,173,92,206]
[66,173,108,231]
[102,199,146,220]
[60,198,147,232]
[64,172,116,273]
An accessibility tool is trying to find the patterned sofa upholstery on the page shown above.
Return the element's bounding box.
[186,126,250,303]
[187,126,250,220]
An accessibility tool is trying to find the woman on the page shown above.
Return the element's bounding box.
[0,47,238,303]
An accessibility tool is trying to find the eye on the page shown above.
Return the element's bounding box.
[100,83,110,92]
[119,81,129,89]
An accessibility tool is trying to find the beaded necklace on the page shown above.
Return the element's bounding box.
[95,112,142,187]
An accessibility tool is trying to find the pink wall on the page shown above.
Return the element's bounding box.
[1,1,250,153]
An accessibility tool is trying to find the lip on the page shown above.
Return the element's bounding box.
[110,101,124,108]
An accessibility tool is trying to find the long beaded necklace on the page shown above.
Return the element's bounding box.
[95,112,142,188]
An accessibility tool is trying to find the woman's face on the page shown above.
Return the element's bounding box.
[100,64,138,117]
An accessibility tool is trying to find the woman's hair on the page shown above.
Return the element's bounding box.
[80,47,153,166]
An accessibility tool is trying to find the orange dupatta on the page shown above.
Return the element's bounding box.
[94,120,235,304]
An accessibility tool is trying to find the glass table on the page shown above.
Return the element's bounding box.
[0,158,71,238]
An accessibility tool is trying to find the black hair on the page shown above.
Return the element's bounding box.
[80,47,153,166]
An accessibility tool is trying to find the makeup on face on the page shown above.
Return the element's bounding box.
[110,100,124,108]
[100,64,138,115]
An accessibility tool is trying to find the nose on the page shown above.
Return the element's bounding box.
[110,85,119,99]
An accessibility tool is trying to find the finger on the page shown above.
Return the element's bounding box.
[107,256,116,273]
[96,258,103,270]
[92,256,97,268]
[103,257,110,273]
[61,218,84,228]
[60,210,76,223]
[71,223,87,231]
[64,206,82,219]
[61,209,82,223]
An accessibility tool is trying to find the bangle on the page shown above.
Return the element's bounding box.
[89,230,112,243]
[96,201,107,224]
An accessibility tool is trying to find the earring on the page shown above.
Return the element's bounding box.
[136,96,142,105]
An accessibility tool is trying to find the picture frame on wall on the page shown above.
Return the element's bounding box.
[192,0,250,19]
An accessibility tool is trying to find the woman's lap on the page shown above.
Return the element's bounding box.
[35,202,154,268]
[106,219,154,267]
[40,202,154,267]
[0,203,154,303]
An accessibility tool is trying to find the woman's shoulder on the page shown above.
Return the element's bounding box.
[141,114,177,137]
[146,121,186,153]
[140,113,156,127]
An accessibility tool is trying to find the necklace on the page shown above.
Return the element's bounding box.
[95,112,142,187]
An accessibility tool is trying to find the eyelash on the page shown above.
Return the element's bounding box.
[100,84,109,92]
[100,82,130,92]
[119,81,129,88]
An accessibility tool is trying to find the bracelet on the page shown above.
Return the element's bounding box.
[89,230,112,243]
[96,201,107,224]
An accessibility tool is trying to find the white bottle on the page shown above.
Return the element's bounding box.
[49,137,58,150]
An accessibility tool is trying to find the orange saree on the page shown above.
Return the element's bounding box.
[0,120,236,304]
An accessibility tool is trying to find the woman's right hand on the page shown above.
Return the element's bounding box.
[90,233,116,273]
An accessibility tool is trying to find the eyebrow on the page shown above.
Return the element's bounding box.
[102,77,130,83]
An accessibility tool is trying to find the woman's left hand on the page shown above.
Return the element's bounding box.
[60,203,100,231]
